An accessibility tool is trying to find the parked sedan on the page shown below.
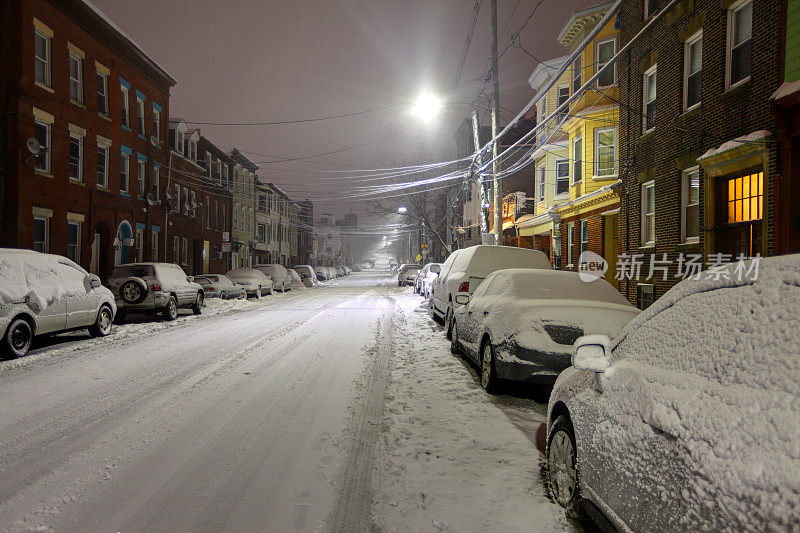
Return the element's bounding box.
[414,263,441,296]
[545,255,800,531]
[226,268,273,298]
[452,269,638,393]
[0,249,116,357]
[194,275,243,299]
[293,265,319,287]
[314,267,328,281]
[107,262,204,322]
[254,264,292,292]
[396,264,421,286]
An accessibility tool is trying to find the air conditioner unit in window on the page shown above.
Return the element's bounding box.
[213,252,223,259]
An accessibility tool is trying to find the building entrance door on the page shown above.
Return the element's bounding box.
[603,213,619,287]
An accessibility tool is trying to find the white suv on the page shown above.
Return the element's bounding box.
[106,263,204,322]
[430,245,551,339]
[0,249,116,357]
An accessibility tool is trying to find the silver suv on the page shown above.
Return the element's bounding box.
[106,263,204,322]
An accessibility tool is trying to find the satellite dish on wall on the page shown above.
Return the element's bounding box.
[165,188,173,200]
[26,138,41,155]
[149,136,159,147]
[146,192,157,206]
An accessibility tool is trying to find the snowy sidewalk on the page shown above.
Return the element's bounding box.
[372,290,577,532]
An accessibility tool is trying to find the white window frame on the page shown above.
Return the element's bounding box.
[137,97,145,136]
[683,30,703,112]
[34,27,51,87]
[644,0,656,19]
[34,115,52,174]
[137,159,146,198]
[176,130,184,154]
[120,85,129,128]
[556,86,569,122]
[135,228,144,263]
[96,138,111,189]
[555,159,570,196]
[641,180,655,246]
[537,163,546,201]
[69,130,84,182]
[181,237,188,265]
[726,0,752,90]
[96,70,108,116]
[580,219,589,255]
[681,166,700,243]
[67,220,81,262]
[595,37,617,87]
[69,52,83,104]
[643,65,657,133]
[567,222,574,267]
[191,190,197,218]
[153,108,161,143]
[572,135,582,184]
[33,215,49,252]
[594,127,617,178]
[120,152,130,194]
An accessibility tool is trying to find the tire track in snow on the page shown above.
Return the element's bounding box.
[328,296,396,532]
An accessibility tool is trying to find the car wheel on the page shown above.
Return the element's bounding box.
[444,306,454,340]
[480,341,500,394]
[162,296,178,321]
[192,292,204,315]
[450,319,460,354]
[547,415,581,518]
[119,278,148,304]
[256,287,262,298]
[3,318,33,358]
[88,305,113,337]
[219,291,227,299]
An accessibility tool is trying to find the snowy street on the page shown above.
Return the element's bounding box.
[0,271,574,532]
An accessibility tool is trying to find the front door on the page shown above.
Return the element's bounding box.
[716,171,763,258]
[603,213,619,287]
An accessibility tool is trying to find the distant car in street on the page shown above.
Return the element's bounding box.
[451,269,638,393]
[254,264,292,292]
[193,274,244,300]
[396,264,421,286]
[293,265,318,284]
[545,254,800,531]
[430,245,551,339]
[286,268,306,289]
[226,268,273,298]
[0,249,116,357]
[107,262,204,322]
[414,263,441,296]
[314,267,328,281]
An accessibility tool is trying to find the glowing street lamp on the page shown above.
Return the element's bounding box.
[411,92,442,122]
[397,206,408,214]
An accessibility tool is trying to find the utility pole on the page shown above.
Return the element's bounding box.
[490,0,502,245]
[471,110,488,235]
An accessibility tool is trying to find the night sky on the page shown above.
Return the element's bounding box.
[90,0,598,223]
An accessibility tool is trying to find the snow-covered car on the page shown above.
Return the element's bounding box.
[0,249,116,357]
[335,266,345,277]
[352,265,362,272]
[193,274,243,299]
[106,262,204,322]
[286,268,306,289]
[293,265,318,287]
[414,263,441,296]
[327,267,337,279]
[314,267,328,281]
[431,245,551,339]
[451,269,638,393]
[545,254,800,531]
[253,264,292,292]
[396,264,421,286]
[226,268,273,298]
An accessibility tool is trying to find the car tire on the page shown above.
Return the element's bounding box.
[256,287,262,299]
[3,317,33,358]
[450,319,460,354]
[119,278,148,304]
[444,306,454,340]
[162,296,178,321]
[547,415,582,519]
[192,292,204,315]
[88,305,113,337]
[219,291,227,300]
[480,341,500,394]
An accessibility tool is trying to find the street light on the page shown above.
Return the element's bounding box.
[397,206,407,214]
[411,92,442,122]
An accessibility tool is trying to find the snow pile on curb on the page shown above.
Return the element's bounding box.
[373,291,573,532]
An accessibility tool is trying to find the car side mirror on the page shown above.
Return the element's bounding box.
[187,276,194,282]
[455,294,469,305]
[572,334,611,372]
[88,274,102,289]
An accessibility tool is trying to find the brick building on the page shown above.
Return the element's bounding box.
[197,135,234,273]
[617,0,783,308]
[297,199,314,265]
[0,0,176,281]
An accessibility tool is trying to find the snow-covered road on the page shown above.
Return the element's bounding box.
[0,272,577,532]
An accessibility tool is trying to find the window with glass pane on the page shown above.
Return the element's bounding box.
[727,171,762,223]
[121,86,129,127]
[567,222,574,265]
[152,167,159,199]
[538,165,546,200]
[34,30,50,86]
[683,168,700,241]
[182,238,188,265]
[153,109,161,142]
[595,128,617,176]
[642,181,655,244]
[69,54,82,103]
[96,72,108,115]
[636,283,655,310]
[137,160,146,197]
[573,136,582,183]
[557,87,569,122]
[556,159,570,195]
[34,120,49,172]
[151,232,158,261]
[580,220,589,254]
[120,153,129,193]
[33,217,48,252]
[643,67,656,131]
[685,33,702,109]
[596,39,616,86]
[572,55,582,94]
[98,143,110,187]
[729,0,752,86]
[173,236,179,262]
[69,133,82,181]
[67,221,80,262]
[137,99,145,135]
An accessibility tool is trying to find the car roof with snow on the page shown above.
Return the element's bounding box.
[484,268,634,306]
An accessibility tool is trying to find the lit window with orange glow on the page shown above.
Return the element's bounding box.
[727,171,763,223]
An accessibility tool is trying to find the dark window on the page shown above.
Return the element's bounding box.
[637,283,655,310]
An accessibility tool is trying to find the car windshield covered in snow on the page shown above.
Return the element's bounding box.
[110,265,155,279]
[505,270,632,305]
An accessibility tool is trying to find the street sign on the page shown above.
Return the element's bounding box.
[421,243,428,250]
[416,254,422,261]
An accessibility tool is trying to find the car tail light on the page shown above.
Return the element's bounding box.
[207,286,216,291]
[458,281,469,293]
[152,283,161,291]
